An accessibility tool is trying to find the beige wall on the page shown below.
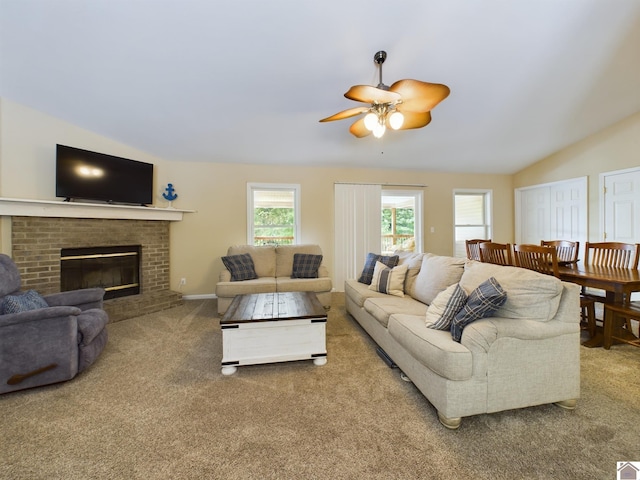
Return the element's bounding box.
[513,111,640,240]
[1,98,512,295]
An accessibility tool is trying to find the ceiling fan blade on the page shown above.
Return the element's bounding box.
[319,107,369,122]
[395,111,432,130]
[344,85,401,104]
[390,80,450,113]
[349,117,372,138]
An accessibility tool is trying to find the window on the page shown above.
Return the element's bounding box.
[381,190,423,254]
[454,190,492,257]
[247,183,300,246]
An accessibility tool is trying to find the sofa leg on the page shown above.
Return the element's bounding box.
[553,399,578,410]
[399,371,412,382]
[438,412,462,430]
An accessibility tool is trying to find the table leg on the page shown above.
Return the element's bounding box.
[221,365,237,376]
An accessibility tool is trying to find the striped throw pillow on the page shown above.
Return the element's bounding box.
[426,283,468,330]
[368,261,408,297]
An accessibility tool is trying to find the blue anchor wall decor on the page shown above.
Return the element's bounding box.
[162,183,178,207]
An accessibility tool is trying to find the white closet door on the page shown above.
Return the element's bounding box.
[603,168,640,243]
[519,187,551,244]
[550,178,587,243]
[515,177,587,247]
[602,167,640,301]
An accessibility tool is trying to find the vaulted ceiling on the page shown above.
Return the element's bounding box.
[1,0,639,174]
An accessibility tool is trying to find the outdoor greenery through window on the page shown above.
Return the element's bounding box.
[381,191,422,254]
[248,184,300,246]
[454,190,492,257]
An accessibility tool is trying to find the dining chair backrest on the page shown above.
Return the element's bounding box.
[584,242,640,269]
[514,244,559,277]
[540,240,579,264]
[465,239,491,261]
[478,242,513,266]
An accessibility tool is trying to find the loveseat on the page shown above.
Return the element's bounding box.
[345,252,581,429]
[216,244,332,315]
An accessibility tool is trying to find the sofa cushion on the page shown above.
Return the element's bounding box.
[221,253,258,281]
[459,261,563,322]
[1,290,49,314]
[276,245,323,278]
[276,277,332,293]
[228,245,276,278]
[215,278,277,297]
[368,261,408,297]
[451,277,507,342]
[410,254,465,305]
[358,253,399,285]
[291,253,323,279]
[426,283,467,331]
[388,314,473,381]
[344,279,389,308]
[363,296,427,328]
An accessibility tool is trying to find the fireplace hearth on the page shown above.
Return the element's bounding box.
[61,245,141,300]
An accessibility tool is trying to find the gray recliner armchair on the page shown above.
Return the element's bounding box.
[0,253,109,394]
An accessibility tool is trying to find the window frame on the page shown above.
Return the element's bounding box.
[453,189,493,258]
[381,189,423,254]
[247,183,301,246]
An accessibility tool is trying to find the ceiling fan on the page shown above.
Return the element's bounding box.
[320,51,450,138]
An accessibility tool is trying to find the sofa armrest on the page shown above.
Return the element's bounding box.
[0,306,82,328]
[318,265,329,278]
[219,269,231,282]
[462,317,579,353]
[77,309,109,345]
[44,288,105,311]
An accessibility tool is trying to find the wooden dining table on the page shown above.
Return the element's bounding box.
[557,262,640,347]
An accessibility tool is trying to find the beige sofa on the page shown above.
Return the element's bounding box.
[345,252,581,429]
[216,244,332,315]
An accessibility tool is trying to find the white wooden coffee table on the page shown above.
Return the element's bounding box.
[220,292,327,375]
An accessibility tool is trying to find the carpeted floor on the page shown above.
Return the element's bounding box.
[2,294,639,479]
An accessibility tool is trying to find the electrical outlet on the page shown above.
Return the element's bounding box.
[179,278,186,287]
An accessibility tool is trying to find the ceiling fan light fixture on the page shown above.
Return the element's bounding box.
[363,112,378,131]
[388,111,404,130]
[372,122,386,139]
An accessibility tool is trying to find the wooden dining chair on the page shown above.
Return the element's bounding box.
[602,301,640,349]
[542,239,593,330]
[540,240,579,264]
[478,242,513,266]
[513,244,560,276]
[465,239,491,261]
[519,243,596,334]
[584,242,640,269]
[584,242,640,340]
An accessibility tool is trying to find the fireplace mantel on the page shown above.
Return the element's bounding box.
[0,197,194,221]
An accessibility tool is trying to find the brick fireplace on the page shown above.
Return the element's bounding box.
[10,216,183,322]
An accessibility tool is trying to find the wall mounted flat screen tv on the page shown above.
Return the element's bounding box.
[56,144,154,206]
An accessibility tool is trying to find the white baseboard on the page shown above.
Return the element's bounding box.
[182,293,217,300]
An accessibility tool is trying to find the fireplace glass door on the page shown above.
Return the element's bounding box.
[61,245,141,300]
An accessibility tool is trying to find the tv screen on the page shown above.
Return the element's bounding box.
[56,144,154,206]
